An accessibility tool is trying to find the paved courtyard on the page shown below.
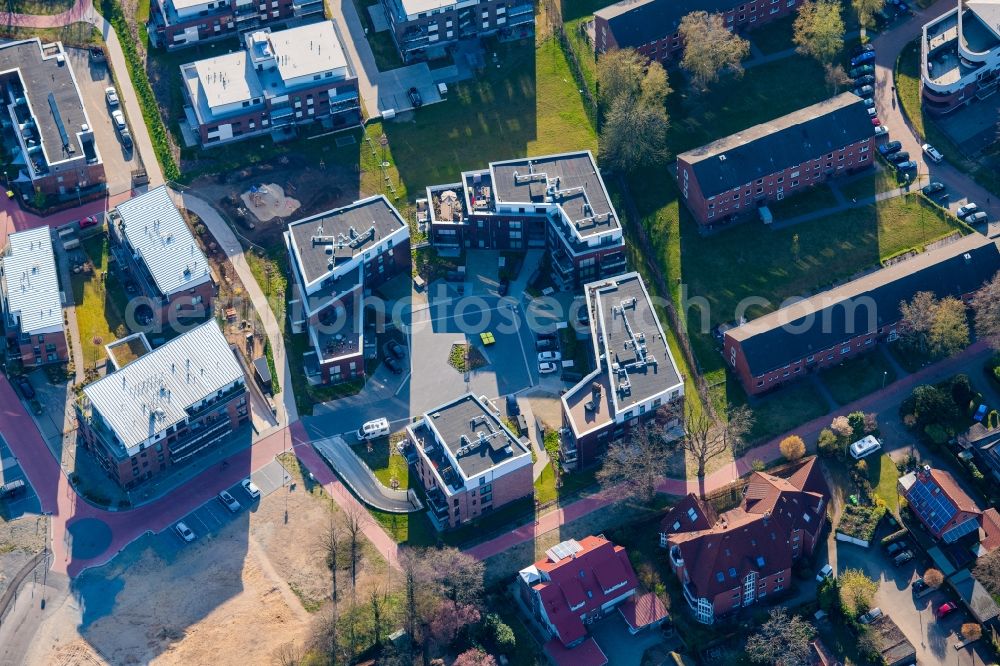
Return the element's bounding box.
[934,93,1000,155]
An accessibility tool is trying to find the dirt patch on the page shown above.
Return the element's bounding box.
[524,390,563,431]
[240,183,301,223]
[0,514,48,597]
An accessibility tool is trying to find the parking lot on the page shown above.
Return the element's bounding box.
[67,47,140,196]
[0,435,41,519]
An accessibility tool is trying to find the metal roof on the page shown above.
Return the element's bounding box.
[2,227,63,335]
[83,321,245,455]
[113,186,212,297]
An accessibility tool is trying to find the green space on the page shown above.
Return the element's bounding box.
[563,17,597,98]
[820,351,898,406]
[351,437,410,489]
[9,0,74,13]
[352,0,405,72]
[768,184,840,219]
[0,21,101,47]
[533,463,558,504]
[559,327,591,374]
[106,336,149,368]
[384,38,597,195]
[71,235,131,370]
[733,380,831,445]
[867,453,899,513]
[836,501,886,542]
[748,14,797,55]
[838,167,900,201]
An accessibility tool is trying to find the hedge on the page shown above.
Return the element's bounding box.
[100,0,180,182]
[838,503,887,543]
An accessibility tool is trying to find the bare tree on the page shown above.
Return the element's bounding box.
[272,641,305,666]
[678,11,751,89]
[900,291,939,354]
[311,607,340,666]
[597,50,672,172]
[318,518,342,603]
[435,547,486,607]
[596,427,668,503]
[824,63,853,93]
[370,582,389,647]
[596,48,647,111]
[929,296,969,357]
[344,506,365,592]
[683,402,753,494]
[972,270,1000,349]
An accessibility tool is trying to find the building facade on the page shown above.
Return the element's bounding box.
[379,0,533,62]
[107,186,216,330]
[660,457,829,624]
[920,0,1000,114]
[677,93,874,227]
[148,0,324,50]
[1,228,68,367]
[594,0,799,63]
[898,466,1000,544]
[284,195,410,385]
[406,393,532,529]
[560,272,684,469]
[423,151,627,290]
[0,39,105,203]
[181,20,360,147]
[75,322,248,489]
[724,234,1000,396]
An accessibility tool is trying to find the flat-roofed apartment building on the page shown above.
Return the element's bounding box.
[920,0,1000,114]
[0,39,104,203]
[76,321,248,489]
[148,0,324,50]
[1,228,68,366]
[724,234,1000,396]
[407,393,533,529]
[594,0,800,63]
[107,186,215,329]
[180,20,360,147]
[379,0,533,62]
[424,151,627,290]
[560,272,684,469]
[676,93,874,227]
[284,195,410,385]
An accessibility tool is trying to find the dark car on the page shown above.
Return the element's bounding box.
[854,74,876,86]
[922,182,945,196]
[912,579,929,594]
[536,338,557,352]
[849,64,875,78]
[851,50,876,67]
[498,278,510,296]
[878,140,902,155]
[853,84,875,98]
[536,332,557,341]
[852,43,876,57]
[895,160,918,171]
[384,340,406,360]
[119,126,133,150]
[384,356,403,374]
[407,87,423,108]
[886,151,910,163]
[16,377,34,400]
[506,394,520,416]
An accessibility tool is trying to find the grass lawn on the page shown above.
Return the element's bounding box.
[534,463,558,504]
[748,14,796,55]
[9,0,74,13]
[820,350,898,406]
[838,166,900,200]
[370,508,438,546]
[889,340,939,373]
[564,16,597,98]
[0,21,100,47]
[385,38,597,195]
[732,379,831,445]
[768,183,840,219]
[350,438,409,489]
[867,453,900,514]
[352,0,404,72]
[72,236,130,370]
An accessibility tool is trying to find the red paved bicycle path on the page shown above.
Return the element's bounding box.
[0,0,93,28]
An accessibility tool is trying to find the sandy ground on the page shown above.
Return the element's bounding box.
[24,460,354,665]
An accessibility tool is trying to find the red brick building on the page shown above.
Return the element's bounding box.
[594,0,799,63]
[724,234,1000,397]
[1,228,68,367]
[660,457,829,624]
[898,466,1000,547]
[284,195,410,385]
[676,93,874,227]
[148,0,324,50]
[408,393,533,530]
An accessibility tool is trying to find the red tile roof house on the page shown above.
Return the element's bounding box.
[676,92,874,228]
[593,0,802,64]
[660,457,830,624]
[898,466,1000,547]
[723,234,1000,397]
[517,536,667,666]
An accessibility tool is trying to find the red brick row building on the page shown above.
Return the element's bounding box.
[148,0,324,50]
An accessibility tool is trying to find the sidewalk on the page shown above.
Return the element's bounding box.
[311,435,420,513]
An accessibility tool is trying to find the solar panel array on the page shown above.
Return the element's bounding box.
[909,477,957,534]
[943,517,979,543]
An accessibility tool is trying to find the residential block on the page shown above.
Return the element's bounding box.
[148,0,324,50]
[921,0,1000,114]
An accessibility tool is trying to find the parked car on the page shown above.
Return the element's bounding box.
[105,86,119,107]
[384,340,406,360]
[922,181,945,196]
[859,607,883,624]
[922,143,944,163]
[855,74,876,86]
[893,550,914,566]
[936,602,958,618]
[357,417,390,440]
[851,50,877,67]
[538,361,558,374]
[16,377,35,400]
[816,564,834,582]
[118,126,133,149]
[967,211,989,224]
[498,278,510,296]
[0,479,26,500]
[878,141,902,155]
[875,125,889,137]
[111,109,126,130]
[536,338,557,352]
[957,202,979,218]
[886,541,906,555]
[871,117,882,127]
[852,43,876,57]
[537,332,557,341]
[538,351,562,362]
[912,579,929,593]
[242,478,261,500]
[867,107,878,118]
[863,98,876,108]
[886,151,909,163]
[175,522,196,542]
[506,394,520,416]
[79,214,100,228]
[854,84,875,98]
[384,356,403,374]
[895,160,917,171]
[850,64,875,78]
[218,490,241,513]
[407,87,422,108]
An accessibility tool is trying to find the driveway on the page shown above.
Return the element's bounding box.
[872,3,1000,237]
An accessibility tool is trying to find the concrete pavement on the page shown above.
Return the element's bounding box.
[312,435,421,513]
[326,0,380,115]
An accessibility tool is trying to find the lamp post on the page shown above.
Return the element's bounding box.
[882,370,888,390]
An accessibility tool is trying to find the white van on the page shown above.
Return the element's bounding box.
[849,435,882,460]
[357,417,390,440]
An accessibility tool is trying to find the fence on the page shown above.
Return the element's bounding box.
[554,27,598,128]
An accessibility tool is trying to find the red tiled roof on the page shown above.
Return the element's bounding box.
[620,592,668,631]
[544,638,608,666]
[928,468,979,513]
[981,508,1000,552]
[660,493,716,534]
[530,535,639,647]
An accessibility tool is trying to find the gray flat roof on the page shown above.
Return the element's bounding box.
[287,195,407,285]
[190,51,262,111]
[490,152,620,237]
[425,394,529,479]
[0,39,96,172]
[2,227,63,335]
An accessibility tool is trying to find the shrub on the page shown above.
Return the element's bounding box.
[817,428,840,457]
[479,614,516,656]
[880,528,908,546]
[924,424,949,446]
[780,435,806,461]
[950,374,975,410]
[989,410,999,430]
[838,503,887,542]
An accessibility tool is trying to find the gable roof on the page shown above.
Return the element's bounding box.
[594,0,738,49]
[520,535,638,646]
[2,227,63,335]
[677,93,874,198]
[113,186,212,297]
[726,234,1000,377]
[899,467,983,540]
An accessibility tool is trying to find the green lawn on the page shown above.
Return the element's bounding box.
[352,0,404,72]
[820,350,898,406]
[867,453,900,514]
[768,184,840,219]
[748,15,797,55]
[351,438,409,489]
[71,235,130,370]
[385,38,597,195]
[9,0,73,13]
[564,16,598,98]
[534,463,558,504]
[731,380,831,446]
[370,508,438,546]
[838,167,900,201]
[0,21,100,47]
